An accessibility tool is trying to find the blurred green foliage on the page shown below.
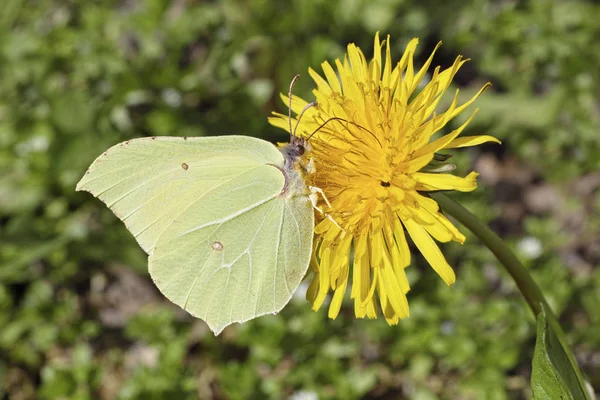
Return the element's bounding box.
[1,0,599,399]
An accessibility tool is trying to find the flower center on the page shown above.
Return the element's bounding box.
[309,138,416,235]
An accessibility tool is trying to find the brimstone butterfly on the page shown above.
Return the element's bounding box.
[77,131,315,335]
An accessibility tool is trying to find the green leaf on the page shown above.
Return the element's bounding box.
[531,305,589,400]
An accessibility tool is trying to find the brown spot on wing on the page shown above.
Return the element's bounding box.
[181,163,189,170]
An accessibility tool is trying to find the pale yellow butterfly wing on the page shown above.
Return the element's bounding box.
[77,135,314,334]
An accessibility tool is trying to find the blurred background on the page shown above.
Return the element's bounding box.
[1,0,599,398]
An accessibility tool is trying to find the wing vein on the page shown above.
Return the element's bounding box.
[273,202,287,308]
[177,184,278,237]
[195,199,279,326]
[132,179,225,238]
[183,252,216,310]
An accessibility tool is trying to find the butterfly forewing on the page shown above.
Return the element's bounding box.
[76,136,286,255]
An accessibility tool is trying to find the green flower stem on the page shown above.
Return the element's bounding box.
[430,192,589,396]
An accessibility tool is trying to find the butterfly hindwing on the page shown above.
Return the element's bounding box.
[149,178,313,334]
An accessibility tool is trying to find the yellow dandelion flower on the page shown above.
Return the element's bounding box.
[269,33,500,325]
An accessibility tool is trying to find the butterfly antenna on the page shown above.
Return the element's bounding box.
[306,117,382,148]
[292,101,318,138]
[287,74,318,141]
[288,74,301,138]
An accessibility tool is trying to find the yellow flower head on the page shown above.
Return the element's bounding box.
[269,33,500,325]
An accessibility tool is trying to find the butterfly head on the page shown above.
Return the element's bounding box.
[278,74,316,165]
[281,134,308,162]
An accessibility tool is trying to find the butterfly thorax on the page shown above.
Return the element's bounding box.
[278,137,313,198]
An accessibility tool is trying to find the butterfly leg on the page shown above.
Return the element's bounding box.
[308,186,343,231]
[308,185,332,208]
[305,157,316,174]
